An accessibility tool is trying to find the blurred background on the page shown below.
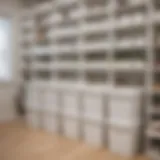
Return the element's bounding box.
[0,0,159,160]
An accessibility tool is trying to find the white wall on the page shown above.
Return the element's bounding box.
[0,0,20,122]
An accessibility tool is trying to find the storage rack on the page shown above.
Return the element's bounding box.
[147,0,160,159]
[19,8,36,116]
[19,0,160,158]
[20,10,35,83]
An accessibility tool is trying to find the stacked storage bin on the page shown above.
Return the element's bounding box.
[108,88,142,157]
[25,84,41,129]
[147,0,160,159]
[43,88,60,133]
[54,0,82,139]
[83,91,106,147]
[62,90,81,139]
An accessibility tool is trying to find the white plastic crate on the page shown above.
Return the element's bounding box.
[108,88,142,124]
[84,122,103,147]
[25,87,32,110]
[54,27,79,37]
[113,61,145,71]
[33,88,42,111]
[62,91,80,117]
[108,122,140,157]
[21,19,35,28]
[26,112,40,129]
[25,87,41,111]
[83,93,104,122]
[116,38,146,50]
[43,90,59,113]
[43,113,59,133]
[63,117,80,139]
[35,88,45,112]
[25,90,31,110]
[81,21,111,33]
[116,14,146,29]
[34,2,52,14]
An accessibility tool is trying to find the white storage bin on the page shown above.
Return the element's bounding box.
[63,117,80,139]
[25,88,40,111]
[43,90,59,113]
[43,113,59,133]
[25,90,31,110]
[108,88,142,124]
[34,2,52,13]
[21,19,34,28]
[108,122,140,157]
[32,88,42,110]
[83,93,104,122]
[25,88,32,110]
[26,112,40,129]
[63,92,80,117]
[130,0,146,6]
[84,122,103,147]
[113,61,145,71]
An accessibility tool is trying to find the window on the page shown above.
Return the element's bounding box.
[0,18,11,81]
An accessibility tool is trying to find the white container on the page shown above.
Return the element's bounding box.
[108,122,140,157]
[113,61,145,71]
[25,88,40,111]
[25,90,31,110]
[81,21,110,33]
[50,13,63,24]
[43,90,59,113]
[43,113,59,133]
[21,20,34,28]
[63,91,80,117]
[54,27,79,37]
[83,93,104,122]
[33,88,42,111]
[34,2,52,14]
[84,122,103,147]
[80,42,111,51]
[22,34,35,42]
[63,117,80,139]
[26,112,40,129]
[130,0,146,6]
[108,88,142,124]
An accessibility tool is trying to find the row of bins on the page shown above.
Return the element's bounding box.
[25,85,142,157]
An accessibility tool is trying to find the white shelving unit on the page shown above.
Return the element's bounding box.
[20,0,160,158]
[146,0,160,160]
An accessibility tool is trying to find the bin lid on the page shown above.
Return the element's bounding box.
[107,119,141,129]
[109,87,142,97]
